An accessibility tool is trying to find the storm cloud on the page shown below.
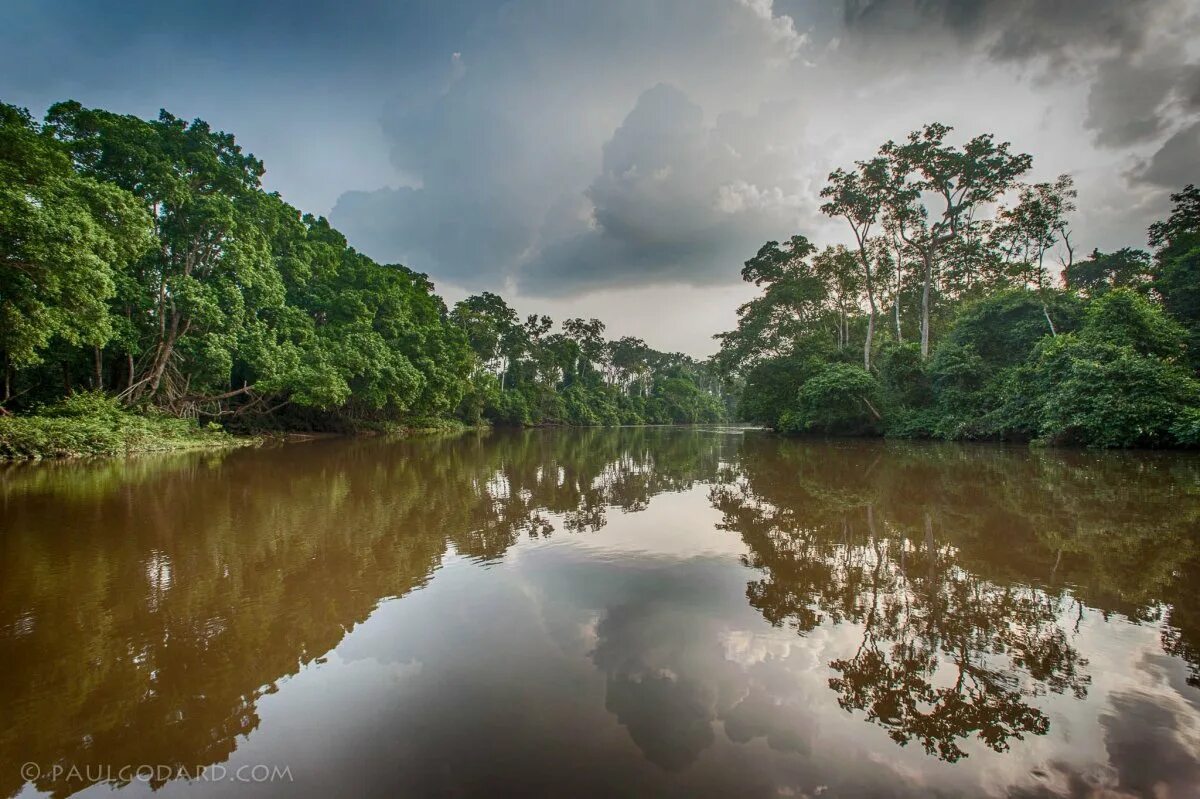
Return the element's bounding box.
[3,0,1199,350]
[838,0,1200,178]
[327,0,1200,298]
[330,0,813,295]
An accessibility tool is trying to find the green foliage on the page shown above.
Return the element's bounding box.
[941,289,1081,367]
[0,103,152,368]
[0,393,237,459]
[449,292,728,428]
[1029,335,1199,448]
[738,352,827,427]
[1021,292,1199,447]
[1080,288,1186,359]
[779,363,880,435]
[876,342,930,412]
[1,100,727,444]
[1065,248,1153,297]
[714,121,1199,449]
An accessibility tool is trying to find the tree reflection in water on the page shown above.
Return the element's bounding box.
[1,429,1198,796]
[0,428,726,797]
[711,437,1199,762]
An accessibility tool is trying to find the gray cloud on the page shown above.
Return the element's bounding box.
[842,0,1154,63]
[1134,121,1200,188]
[520,84,808,295]
[839,0,1200,150]
[1086,54,1190,148]
[326,0,1200,302]
[10,0,1200,352]
[330,0,812,295]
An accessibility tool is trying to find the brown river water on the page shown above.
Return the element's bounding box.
[2,428,1199,798]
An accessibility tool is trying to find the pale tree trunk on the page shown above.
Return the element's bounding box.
[920,250,933,359]
[1036,247,1057,337]
[864,310,875,371]
[1042,305,1057,337]
[861,253,877,371]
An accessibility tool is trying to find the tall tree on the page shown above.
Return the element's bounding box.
[562,317,607,380]
[0,103,151,400]
[821,157,891,369]
[1149,185,1200,348]
[993,174,1076,334]
[451,292,522,387]
[880,123,1032,357]
[46,101,273,405]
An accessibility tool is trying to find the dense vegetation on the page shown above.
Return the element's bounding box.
[3,100,1196,453]
[0,101,724,455]
[0,392,237,459]
[716,124,1200,448]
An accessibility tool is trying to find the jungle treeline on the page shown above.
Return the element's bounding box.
[716,124,1200,448]
[0,101,726,435]
[2,101,1198,447]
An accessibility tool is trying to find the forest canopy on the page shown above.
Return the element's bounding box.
[0,101,725,434]
[715,124,1200,449]
[1,102,1197,448]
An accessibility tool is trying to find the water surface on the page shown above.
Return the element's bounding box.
[2,429,1199,798]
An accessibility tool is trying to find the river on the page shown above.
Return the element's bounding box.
[2,428,1198,798]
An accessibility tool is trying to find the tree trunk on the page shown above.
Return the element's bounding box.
[920,250,933,359]
[94,346,103,390]
[144,311,185,399]
[864,309,875,371]
[146,339,175,397]
[1042,302,1058,337]
[862,251,877,371]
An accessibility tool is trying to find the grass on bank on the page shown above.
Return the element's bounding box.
[0,393,245,460]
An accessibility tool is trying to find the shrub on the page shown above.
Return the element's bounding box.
[0,392,236,459]
[780,363,881,435]
[1030,336,1200,448]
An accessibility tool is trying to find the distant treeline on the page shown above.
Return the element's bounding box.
[0,101,726,431]
[716,124,1200,448]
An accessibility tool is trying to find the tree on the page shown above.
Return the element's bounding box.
[812,246,862,352]
[562,317,607,381]
[0,103,151,400]
[45,101,280,408]
[779,363,881,435]
[451,292,522,387]
[880,123,1033,358]
[1029,290,1198,447]
[1149,185,1200,359]
[1065,248,1153,297]
[822,157,891,369]
[715,236,829,372]
[993,175,1076,291]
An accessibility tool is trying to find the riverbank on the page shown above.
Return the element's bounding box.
[0,394,250,460]
[0,395,499,461]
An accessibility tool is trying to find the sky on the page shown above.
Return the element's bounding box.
[3,0,1199,357]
